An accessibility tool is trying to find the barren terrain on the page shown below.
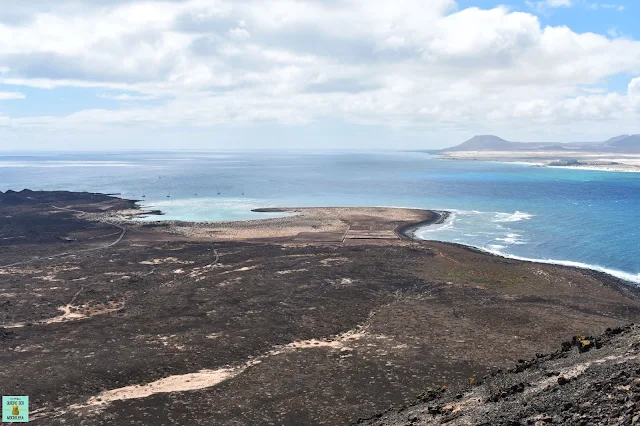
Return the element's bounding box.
[1,190,639,425]
[359,325,640,425]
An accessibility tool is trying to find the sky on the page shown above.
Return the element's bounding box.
[0,0,639,150]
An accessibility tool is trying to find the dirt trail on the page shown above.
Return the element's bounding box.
[68,326,368,415]
[2,287,124,328]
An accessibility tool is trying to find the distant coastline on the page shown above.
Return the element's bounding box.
[433,134,640,173]
[438,151,640,173]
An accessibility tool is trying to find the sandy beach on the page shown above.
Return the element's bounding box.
[439,150,640,172]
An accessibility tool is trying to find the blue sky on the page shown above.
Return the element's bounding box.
[0,0,638,150]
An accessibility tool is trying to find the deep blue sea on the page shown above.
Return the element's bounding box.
[1,151,638,284]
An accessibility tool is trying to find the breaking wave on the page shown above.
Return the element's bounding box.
[493,211,535,223]
[495,233,527,245]
[480,246,640,285]
[413,209,639,285]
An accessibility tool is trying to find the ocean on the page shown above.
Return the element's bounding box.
[1,150,638,284]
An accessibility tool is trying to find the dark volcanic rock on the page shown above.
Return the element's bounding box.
[0,194,28,205]
[0,327,16,341]
[357,325,640,426]
[1,190,639,426]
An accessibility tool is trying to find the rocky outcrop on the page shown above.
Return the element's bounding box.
[357,325,640,425]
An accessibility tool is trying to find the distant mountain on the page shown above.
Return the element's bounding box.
[603,135,631,145]
[440,135,546,152]
[444,135,509,150]
[605,134,640,153]
[441,134,640,154]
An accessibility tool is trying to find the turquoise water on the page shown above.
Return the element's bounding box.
[1,151,638,283]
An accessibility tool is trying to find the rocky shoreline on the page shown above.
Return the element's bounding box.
[396,211,451,240]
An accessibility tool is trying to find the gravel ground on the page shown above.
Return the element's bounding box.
[357,325,640,425]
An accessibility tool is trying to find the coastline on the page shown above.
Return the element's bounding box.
[116,198,640,286]
[548,164,640,173]
[491,160,640,173]
[444,241,640,290]
[118,205,438,244]
[10,188,636,287]
[398,210,640,286]
[395,210,450,240]
[438,151,640,173]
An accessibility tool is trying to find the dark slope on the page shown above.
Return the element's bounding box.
[2,191,640,425]
[357,325,640,425]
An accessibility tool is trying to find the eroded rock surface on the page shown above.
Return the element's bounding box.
[358,325,640,426]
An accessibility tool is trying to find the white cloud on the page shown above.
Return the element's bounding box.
[98,93,161,101]
[548,0,572,6]
[527,0,625,13]
[586,3,625,11]
[227,27,251,40]
[0,91,25,100]
[526,0,572,13]
[0,0,638,146]
[630,78,640,96]
[629,78,640,110]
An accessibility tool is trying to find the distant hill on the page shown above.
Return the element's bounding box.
[536,145,570,151]
[604,134,640,153]
[442,134,640,154]
[602,135,631,145]
[440,135,545,152]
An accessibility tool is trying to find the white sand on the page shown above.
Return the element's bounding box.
[440,150,640,173]
[69,327,368,414]
[160,207,431,241]
[73,367,240,409]
[2,301,124,329]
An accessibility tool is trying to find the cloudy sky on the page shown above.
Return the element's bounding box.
[0,0,638,150]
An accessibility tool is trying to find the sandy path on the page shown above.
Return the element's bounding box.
[2,288,124,328]
[68,327,368,415]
